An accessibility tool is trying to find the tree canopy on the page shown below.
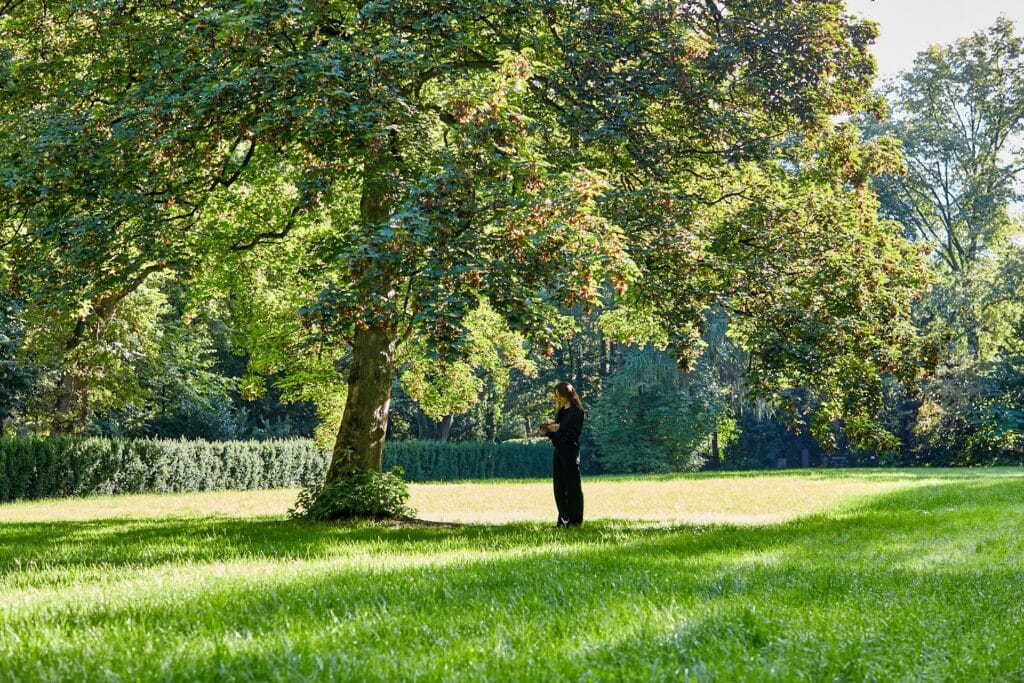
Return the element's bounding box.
[1,1,933,483]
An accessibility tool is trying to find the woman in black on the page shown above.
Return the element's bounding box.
[539,381,585,527]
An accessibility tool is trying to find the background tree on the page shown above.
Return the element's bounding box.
[908,235,1024,464]
[873,18,1024,279]
[870,19,1024,464]
[591,343,733,473]
[0,296,35,434]
[399,302,536,442]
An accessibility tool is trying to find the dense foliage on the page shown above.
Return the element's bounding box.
[0,0,932,488]
[0,437,326,502]
[590,346,728,473]
[868,19,1024,465]
[0,296,35,432]
[2,6,1021,479]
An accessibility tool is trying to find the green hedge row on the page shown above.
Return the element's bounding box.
[384,439,551,481]
[0,437,327,502]
[0,437,555,502]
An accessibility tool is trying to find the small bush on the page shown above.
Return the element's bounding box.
[289,467,414,521]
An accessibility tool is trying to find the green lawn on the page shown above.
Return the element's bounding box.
[2,469,1023,681]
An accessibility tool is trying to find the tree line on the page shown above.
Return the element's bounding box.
[1,3,1021,489]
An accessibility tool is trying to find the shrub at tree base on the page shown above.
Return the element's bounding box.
[288,468,414,521]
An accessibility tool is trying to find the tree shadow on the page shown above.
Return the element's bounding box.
[2,478,1023,680]
[0,476,1016,576]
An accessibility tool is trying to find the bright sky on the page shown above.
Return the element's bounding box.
[844,0,1024,79]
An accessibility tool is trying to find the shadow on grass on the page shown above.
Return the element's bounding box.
[0,476,1020,575]
[1,477,1023,680]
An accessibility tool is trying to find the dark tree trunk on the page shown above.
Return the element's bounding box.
[327,323,398,480]
[579,336,586,390]
[436,414,454,442]
[51,371,83,435]
[414,406,432,440]
[484,387,496,441]
[325,146,399,481]
[599,333,611,377]
[709,430,720,469]
[966,325,981,361]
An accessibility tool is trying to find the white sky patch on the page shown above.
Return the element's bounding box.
[841,2,1024,215]
[844,0,1024,78]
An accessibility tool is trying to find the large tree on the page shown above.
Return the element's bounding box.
[868,20,1024,462]
[2,1,929,483]
[872,18,1024,277]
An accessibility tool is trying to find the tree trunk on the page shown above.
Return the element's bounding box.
[436,414,454,442]
[484,387,496,442]
[965,325,981,361]
[709,430,720,469]
[599,333,611,377]
[327,324,398,481]
[325,145,400,482]
[51,371,82,435]
[414,406,431,440]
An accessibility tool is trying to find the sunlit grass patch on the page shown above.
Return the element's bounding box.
[0,488,303,522]
[410,473,920,524]
[1,469,1023,681]
[6,467,1011,525]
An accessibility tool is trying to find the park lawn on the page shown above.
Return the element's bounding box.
[1,469,1023,681]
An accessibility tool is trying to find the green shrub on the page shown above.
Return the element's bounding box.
[0,437,329,502]
[383,440,551,481]
[288,467,414,521]
[0,436,553,503]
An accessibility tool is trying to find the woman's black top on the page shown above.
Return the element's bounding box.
[547,405,584,456]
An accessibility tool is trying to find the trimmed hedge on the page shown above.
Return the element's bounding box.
[384,440,551,481]
[0,437,555,502]
[0,437,328,502]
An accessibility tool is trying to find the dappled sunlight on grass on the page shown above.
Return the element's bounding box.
[1,471,1023,680]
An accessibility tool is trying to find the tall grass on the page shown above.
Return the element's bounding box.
[1,470,1022,681]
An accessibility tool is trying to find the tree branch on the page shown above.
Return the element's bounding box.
[66,260,170,352]
[0,0,26,17]
[210,137,256,190]
[414,60,499,97]
[229,202,303,251]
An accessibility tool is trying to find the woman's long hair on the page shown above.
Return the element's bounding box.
[554,381,584,412]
